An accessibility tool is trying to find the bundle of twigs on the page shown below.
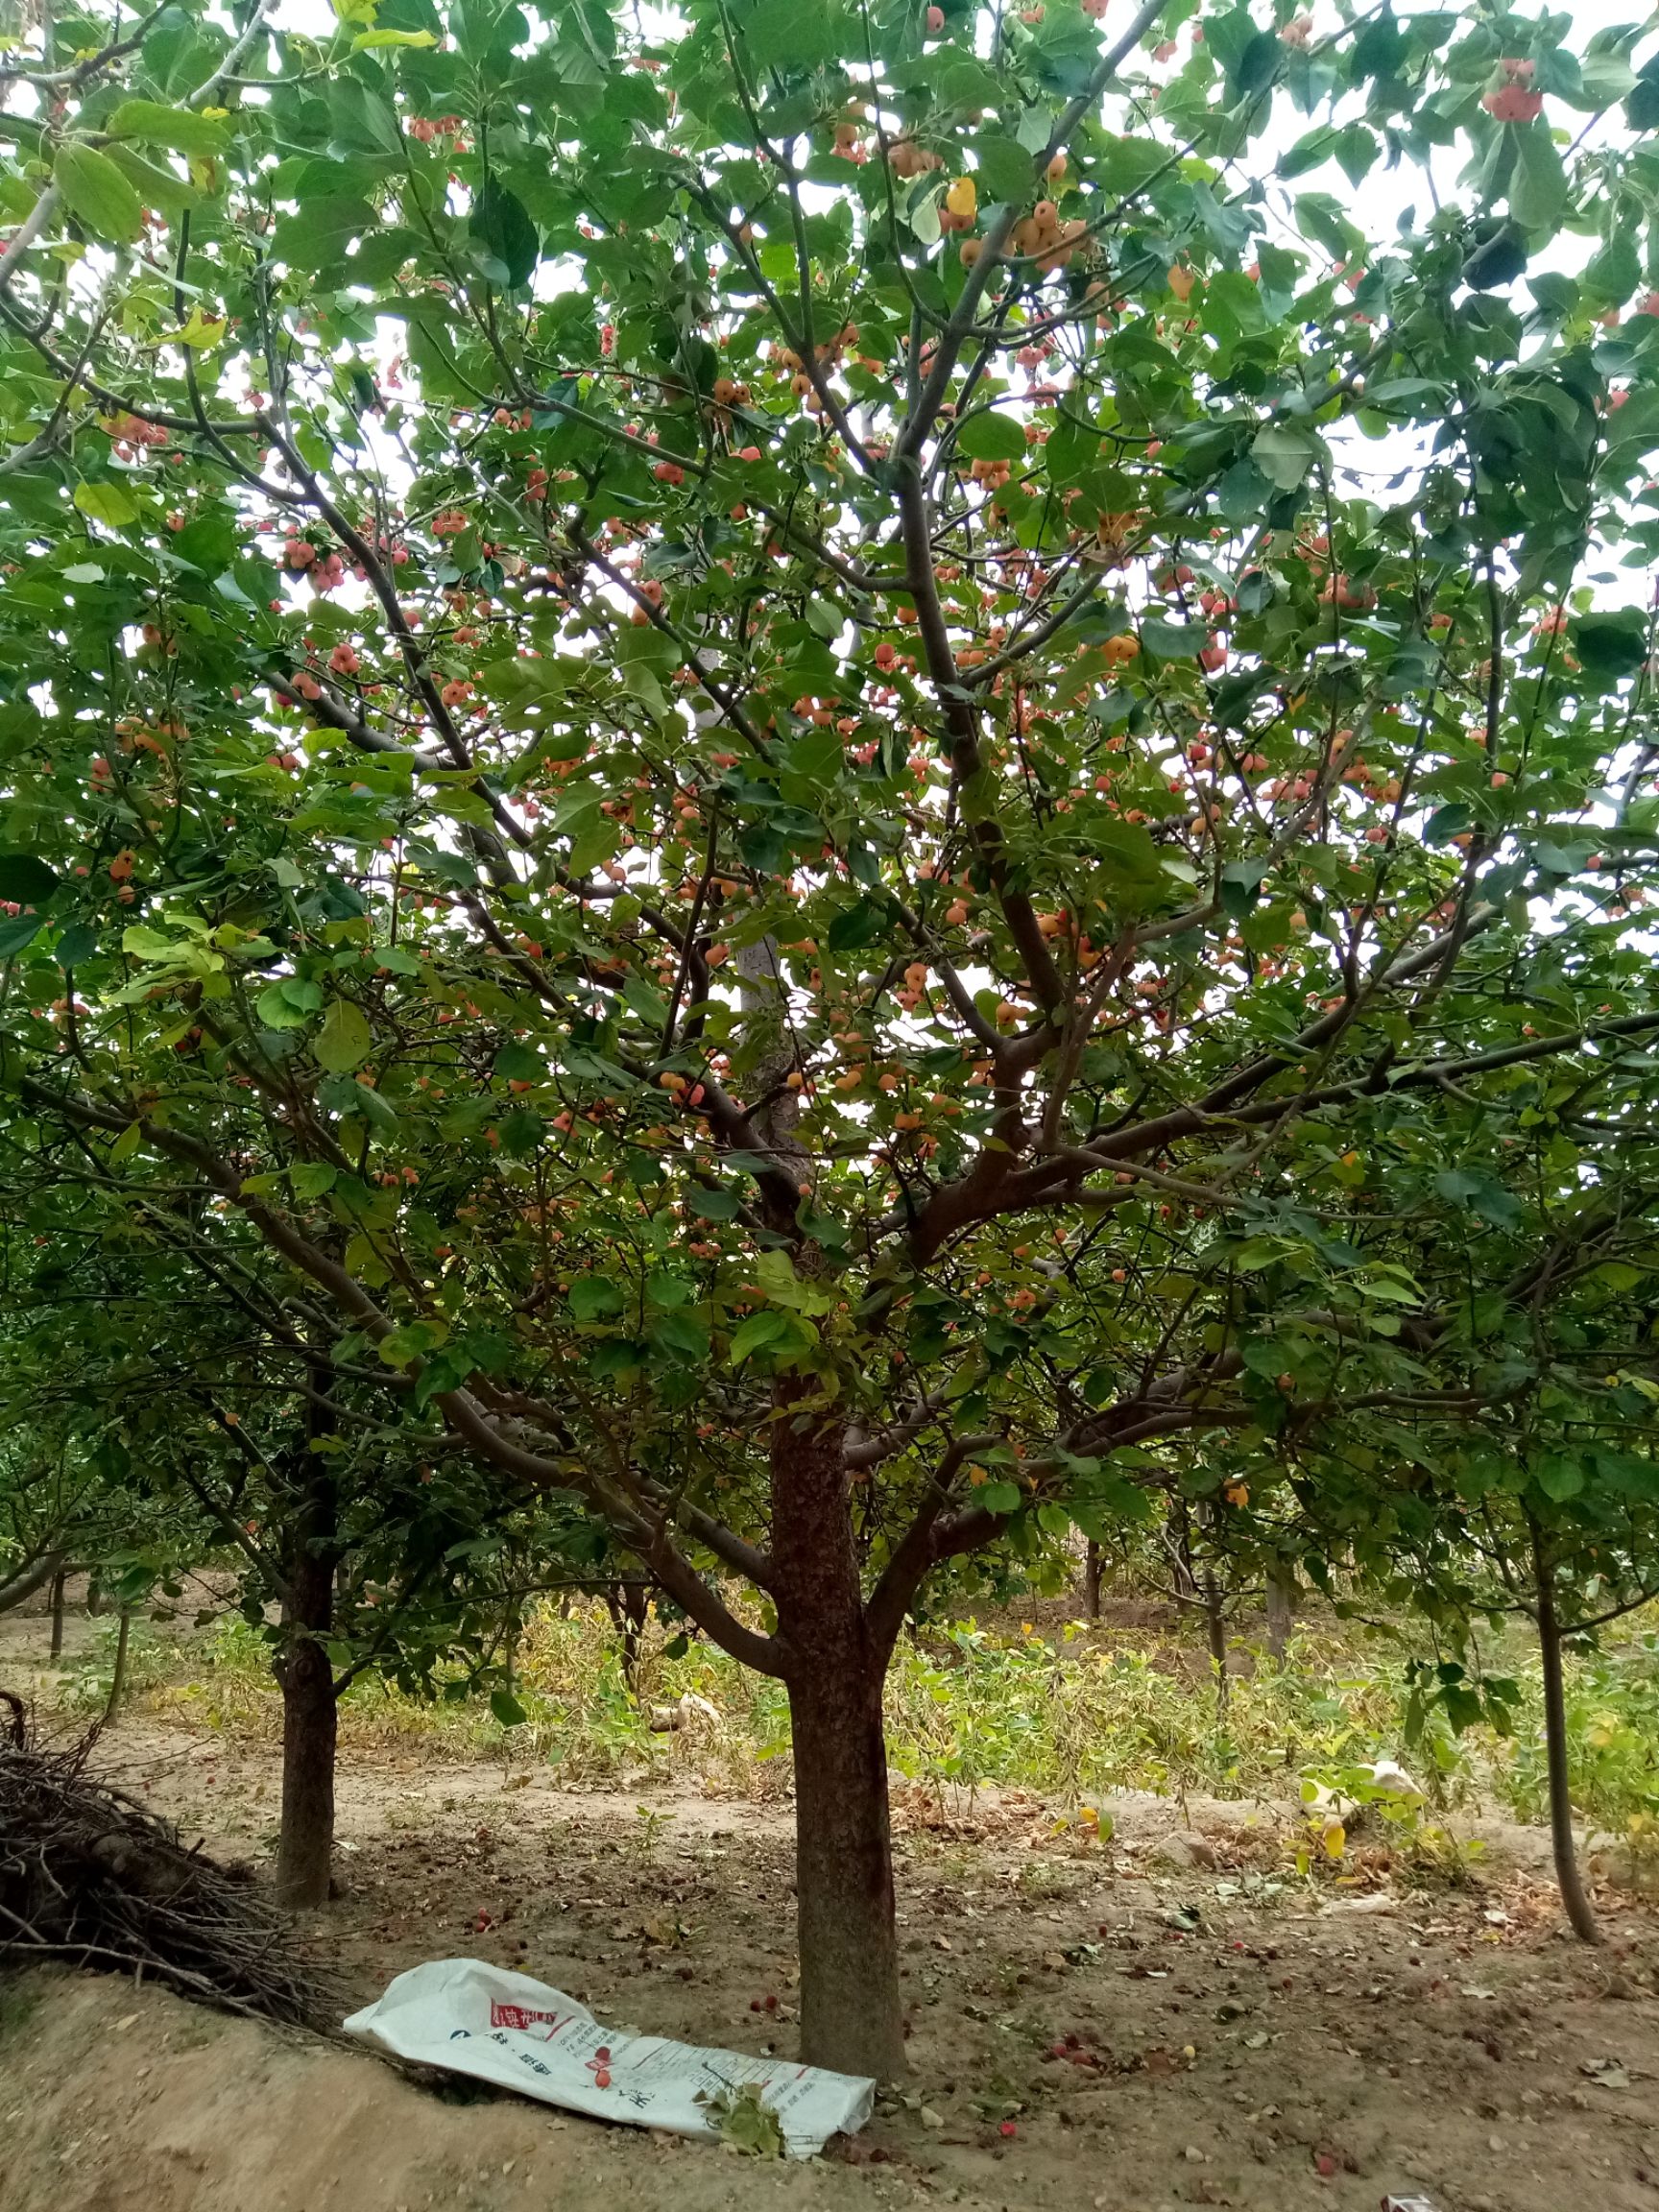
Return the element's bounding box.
[0,1698,325,2026]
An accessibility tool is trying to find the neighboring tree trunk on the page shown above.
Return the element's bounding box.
[1532,1526,1599,1944]
[772,1382,906,2081]
[1203,1568,1229,1713]
[1083,1539,1102,1621]
[1167,1496,1197,1598]
[274,1448,340,1910]
[1265,1562,1296,1662]
[49,1567,65,1660]
[101,1603,132,1724]
[606,1577,651,1694]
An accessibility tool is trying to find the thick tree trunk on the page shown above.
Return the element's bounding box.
[772,1383,906,2081]
[1083,1539,1102,1621]
[276,1632,339,1909]
[274,1449,340,1910]
[48,1568,65,1660]
[1533,1533,1599,1943]
[1265,1562,1296,1661]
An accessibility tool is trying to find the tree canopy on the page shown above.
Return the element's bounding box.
[6,0,1659,2070]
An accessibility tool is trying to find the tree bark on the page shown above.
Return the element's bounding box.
[606,1577,651,1694]
[1083,1539,1102,1621]
[274,1450,340,1910]
[1203,1568,1229,1713]
[48,1567,65,1660]
[102,1603,132,1724]
[276,1623,338,1909]
[1265,1562,1296,1662]
[1532,1529,1599,1944]
[772,1382,906,2080]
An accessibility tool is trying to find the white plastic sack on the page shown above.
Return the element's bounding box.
[343,1957,875,2159]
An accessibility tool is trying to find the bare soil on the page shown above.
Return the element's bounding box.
[4,1601,1659,2211]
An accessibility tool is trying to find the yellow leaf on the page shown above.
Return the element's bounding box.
[1322,1818,1346,1861]
[175,304,227,350]
[946,176,977,222]
[1167,264,1196,302]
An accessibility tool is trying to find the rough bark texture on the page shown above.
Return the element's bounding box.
[605,1577,651,1694]
[771,1383,906,2081]
[101,1605,132,1724]
[1083,1539,1102,1621]
[1533,1538,1599,1944]
[1265,1562,1296,1661]
[48,1569,65,1661]
[274,1456,340,1911]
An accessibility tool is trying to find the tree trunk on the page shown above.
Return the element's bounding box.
[1083,1539,1102,1621]
[606,1578,651,1694]
[48,1568,65,1660]
[1265,1562,1295,1662]
[276,1628,338,1909]
[274,1448,340,1911]
[102,1604,132,1724]
[1203,1569,1229,1714]
[772,1382,906,2081]
[1533,1531,1599,1944]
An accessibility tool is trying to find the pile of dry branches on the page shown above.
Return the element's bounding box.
[0,1695,325,2025]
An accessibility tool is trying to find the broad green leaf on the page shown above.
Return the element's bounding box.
[106,102,230,156]
[314,997,373,1072]
[0,853,58,905]
[955,410,1027,463]
[54,144,143,242]
[1251,421,1324,491]
[74,481,139,528]
[567,1275,626,1322]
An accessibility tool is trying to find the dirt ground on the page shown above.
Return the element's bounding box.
[5,1602,1659,2211]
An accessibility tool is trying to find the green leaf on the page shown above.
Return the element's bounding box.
[1250,421,1324,491]
[1571,612,1647,686]
[1140,618,1203,660]
[103,143,198,221]
[956,410,1027,463]
[314,997,373,1072]
[0,912,45,957]
[1534,1454,1585,1503]
[1508,126,1568,234]
[0,853,58,905]
[257,981,311,1030]
[106,101,231,156]
[1583,231,1641,309]
[491,1688,529,1727]
[567,1275,626,1322]
[352,26,438,47]
[73,480,140,528]
[729,1308,788,1364]
[978,1480,1023,1515]
[827,898,889,953]
[973,132,1037,204]
[290,1163,338,1199]
[54,144,144,242]
[469,178,540,288]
